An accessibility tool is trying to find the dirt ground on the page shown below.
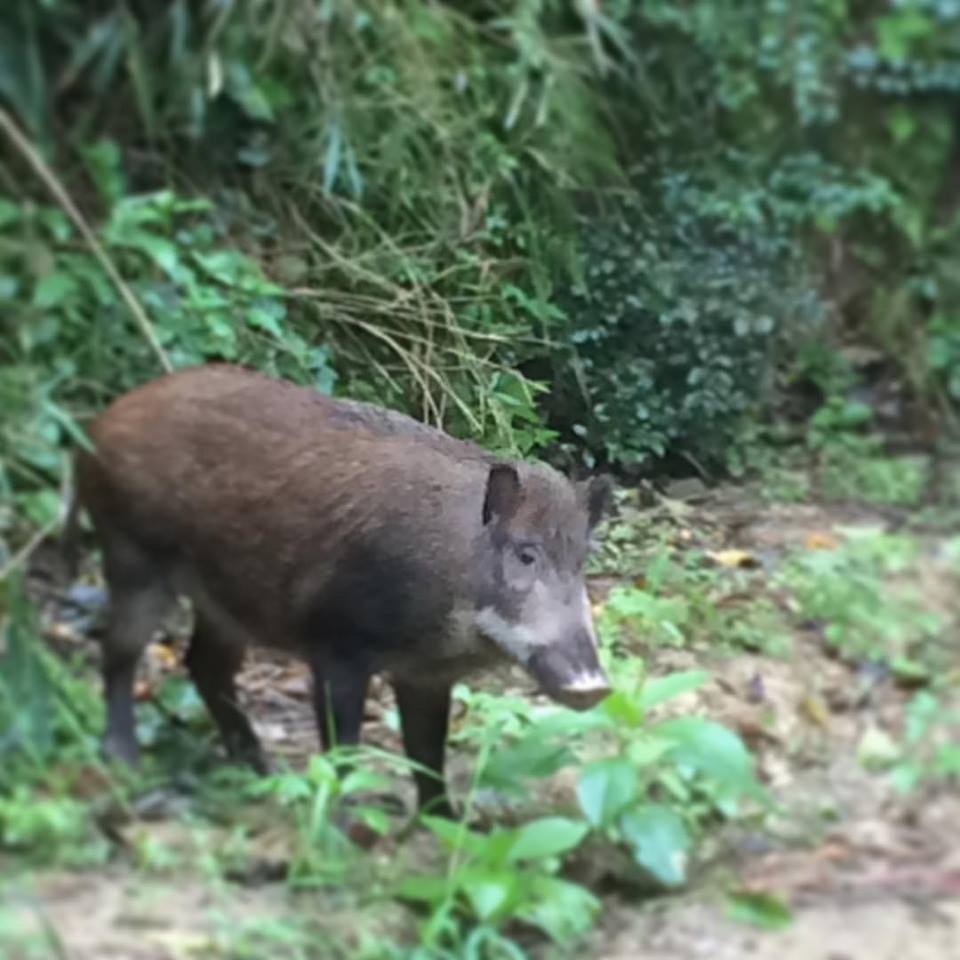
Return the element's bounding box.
[4,486,959,960]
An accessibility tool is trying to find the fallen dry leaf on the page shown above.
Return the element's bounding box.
[805,531,838,550]
[148,642,180,669]
[800,692,831,727]
[708,549,758,568]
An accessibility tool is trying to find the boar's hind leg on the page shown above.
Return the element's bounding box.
[185,616,267,774]
[310,655,370,751]
[393,680,453,817]
[100,536,175,767]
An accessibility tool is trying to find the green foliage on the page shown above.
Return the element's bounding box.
[0,575,101,781]
[0,786,107,868]
[0,178,320,533]
[397,815,597,944]
[457,668,761,890]
[595,545,791,656]
[549,178,819,468]
[726,890,793,931]
[246,748,406,885]
[888,691,960,793]
[780,528,947,675]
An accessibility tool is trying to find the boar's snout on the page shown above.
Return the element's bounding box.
[526,633,611,711]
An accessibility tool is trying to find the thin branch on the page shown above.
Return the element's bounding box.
[0,108,172,373]
[0,516,59,584]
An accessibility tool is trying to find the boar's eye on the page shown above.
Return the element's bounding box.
[516,543,540,566]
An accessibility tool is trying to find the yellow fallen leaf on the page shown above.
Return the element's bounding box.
[805,532,838,550]
[709,549,757,568]
[800,693,830,727]
[149,643,180,669]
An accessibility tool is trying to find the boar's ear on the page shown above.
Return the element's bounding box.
[483,463,522,526]
[582,474,614,530]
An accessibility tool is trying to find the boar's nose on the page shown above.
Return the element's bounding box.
[526,635,611,711]
[551,675,612,711]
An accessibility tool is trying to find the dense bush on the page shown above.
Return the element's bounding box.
[546,172,824,469]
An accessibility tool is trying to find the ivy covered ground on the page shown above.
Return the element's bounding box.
[3,448,958,960]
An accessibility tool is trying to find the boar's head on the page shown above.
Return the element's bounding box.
[473,463,613,711]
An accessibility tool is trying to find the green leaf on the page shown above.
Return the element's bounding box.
[81,140,127,206]
[354,805,391,836]
[639,670,708,711]
[225,61,275,122]
[340,768,390,796]
[726,891,792,930]
[618,803,689,887]
[507,817,588,863]
[394,873,449,905]
[875,10,934,65]
[248,303,286,339]
[0,199,20,229]
[577,758,638,827]
[887,106,916,145]
[479,735,577,795]
[32,272,77,309]
[596,689,643,728]
[517,876,600,943]
[459,867,519,921]
[421,816,486,857]
[652,717,761,798]
[116,230,180,278]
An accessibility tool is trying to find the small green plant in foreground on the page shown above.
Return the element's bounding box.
[412,671,764,951]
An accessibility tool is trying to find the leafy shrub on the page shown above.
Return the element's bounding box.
[0,176,324,536]
[547,175,822,469]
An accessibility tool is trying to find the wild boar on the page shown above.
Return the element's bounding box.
[67,364,612,814]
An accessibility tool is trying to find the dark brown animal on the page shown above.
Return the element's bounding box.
[69,364,612,814]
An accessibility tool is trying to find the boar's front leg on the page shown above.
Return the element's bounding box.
[185,615,268,774]
[310,653,370,751]
[393,680,453,818]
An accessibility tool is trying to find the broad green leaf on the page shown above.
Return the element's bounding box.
[597,689,643,728]
[652,716,761,798]
[517,876,600,943]
[248,304,286,339]
[354,805,391,836]
[32,272,77,309]
[420,816,486,857]
[459,867,519,921]
[639,670,708,711]
[726,891,792,930]
[479,735,577,795]
[577,758,637,827]
[81,140,127,205]
[225,61,275,122]
[394,873,448,905]
[618,803,689,887]
[507,817,588,863]
[114,230,180,278]
[340,768,390,796]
